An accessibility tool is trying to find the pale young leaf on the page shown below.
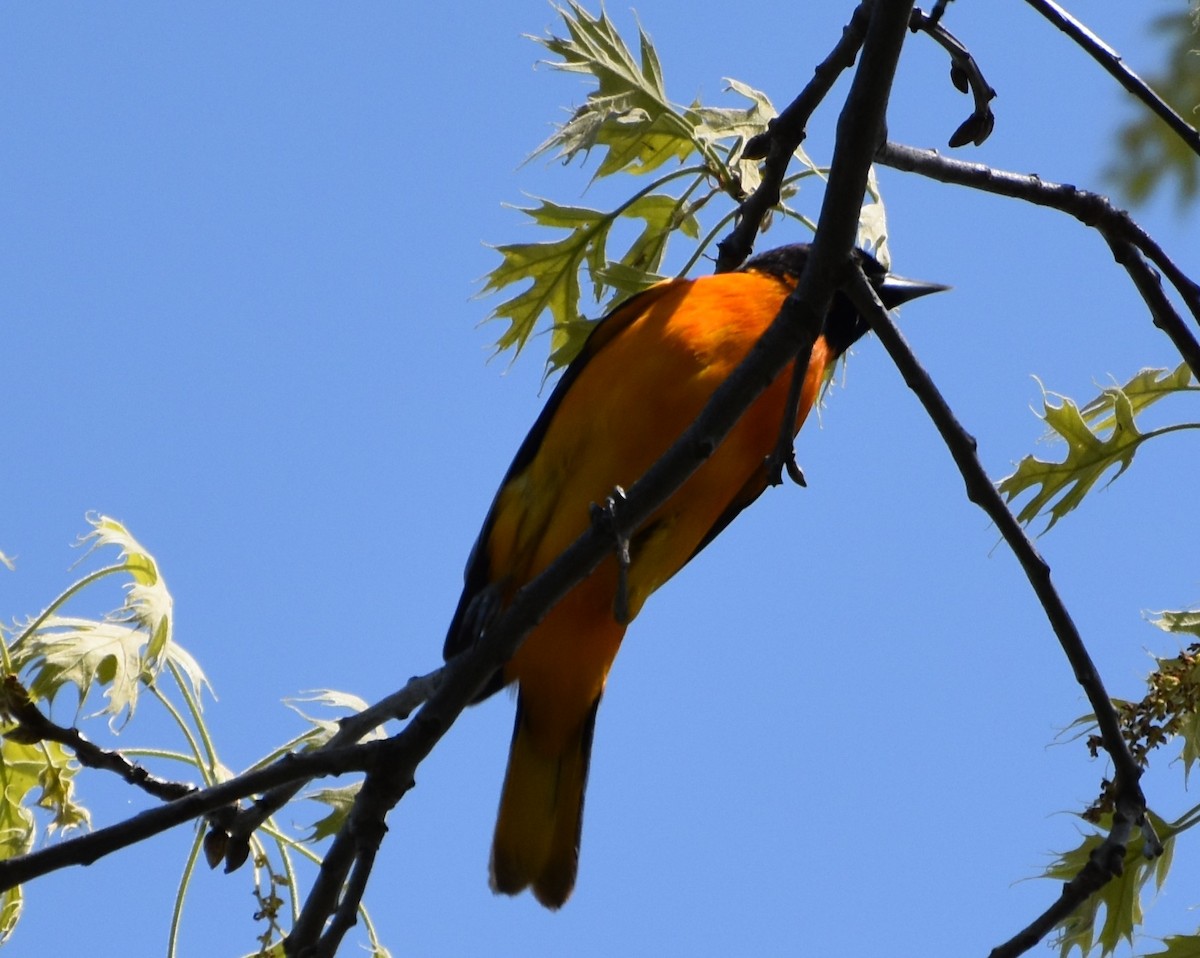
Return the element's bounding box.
[285,690,385,750]
[79,514,174,668]
[1151,610,1200,638]
[304,782,362,842]
[858,165,890,270]
[13,617,148,720]
[10,615,209,726]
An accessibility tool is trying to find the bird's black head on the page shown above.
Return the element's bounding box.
[743,243,947,357]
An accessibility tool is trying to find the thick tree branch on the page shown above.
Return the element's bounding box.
[1023,0,1200,160]
[845,268,1160,958]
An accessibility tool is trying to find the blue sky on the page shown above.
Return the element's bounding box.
[2,4,1197,956]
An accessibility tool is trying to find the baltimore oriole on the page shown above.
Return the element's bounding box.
[444,243,945,908]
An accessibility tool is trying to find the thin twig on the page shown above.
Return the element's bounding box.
[876,142,1200,347]
[1024,0,1200,159]
[908,6,996,147]
[219,668,442,870]
[1104,237,1200,382]
[845,267,1160,958]
[1,676,198,804]
[714,1,872,272]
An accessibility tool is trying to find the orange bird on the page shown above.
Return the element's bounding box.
[444,244,944,908]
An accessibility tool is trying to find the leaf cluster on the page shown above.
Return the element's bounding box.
[483,2,833,373]
[0,517,389,957]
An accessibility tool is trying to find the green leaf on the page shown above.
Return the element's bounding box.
[1078,364,1195,433]
[484,1,873,377]
[0,738,37,944]
[304,782,362,842]
[690,79,780,197]
[690,79,776,142]
[1143,933,1200,958]
[483,199,604,361]
[482,188,699,372]
[531,3,696,179]
[1045,808,1173,958]
[999,384,1146,531]
[1105,12,1200,208]
[1178,707,1200,783]
[32,739,90,836]
[0,736,89,942]
[999,366,1199,531]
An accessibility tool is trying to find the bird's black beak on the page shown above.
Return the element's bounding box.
[879,274,951,309]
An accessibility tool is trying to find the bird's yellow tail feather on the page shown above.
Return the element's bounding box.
[489,696,598,909]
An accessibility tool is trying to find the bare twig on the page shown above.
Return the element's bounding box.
[2,675,198,804]
[909,6,996,147]
[218,668,442,871]
[845,268,1160,958]
[1023,0,1200,160]
[715,1,871,272]
[876,142,1200,376]
[0,737,382,891]
[1104,237,1200,381]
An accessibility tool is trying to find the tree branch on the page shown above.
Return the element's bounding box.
[715,1,871,272]
[218,668,442,871]
[0,736,381,891]
[876,141,1200,378]
[2,675,199,805]
[844,267,1160,958]
[1023,0,1200,160]
[908,6,996,147]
